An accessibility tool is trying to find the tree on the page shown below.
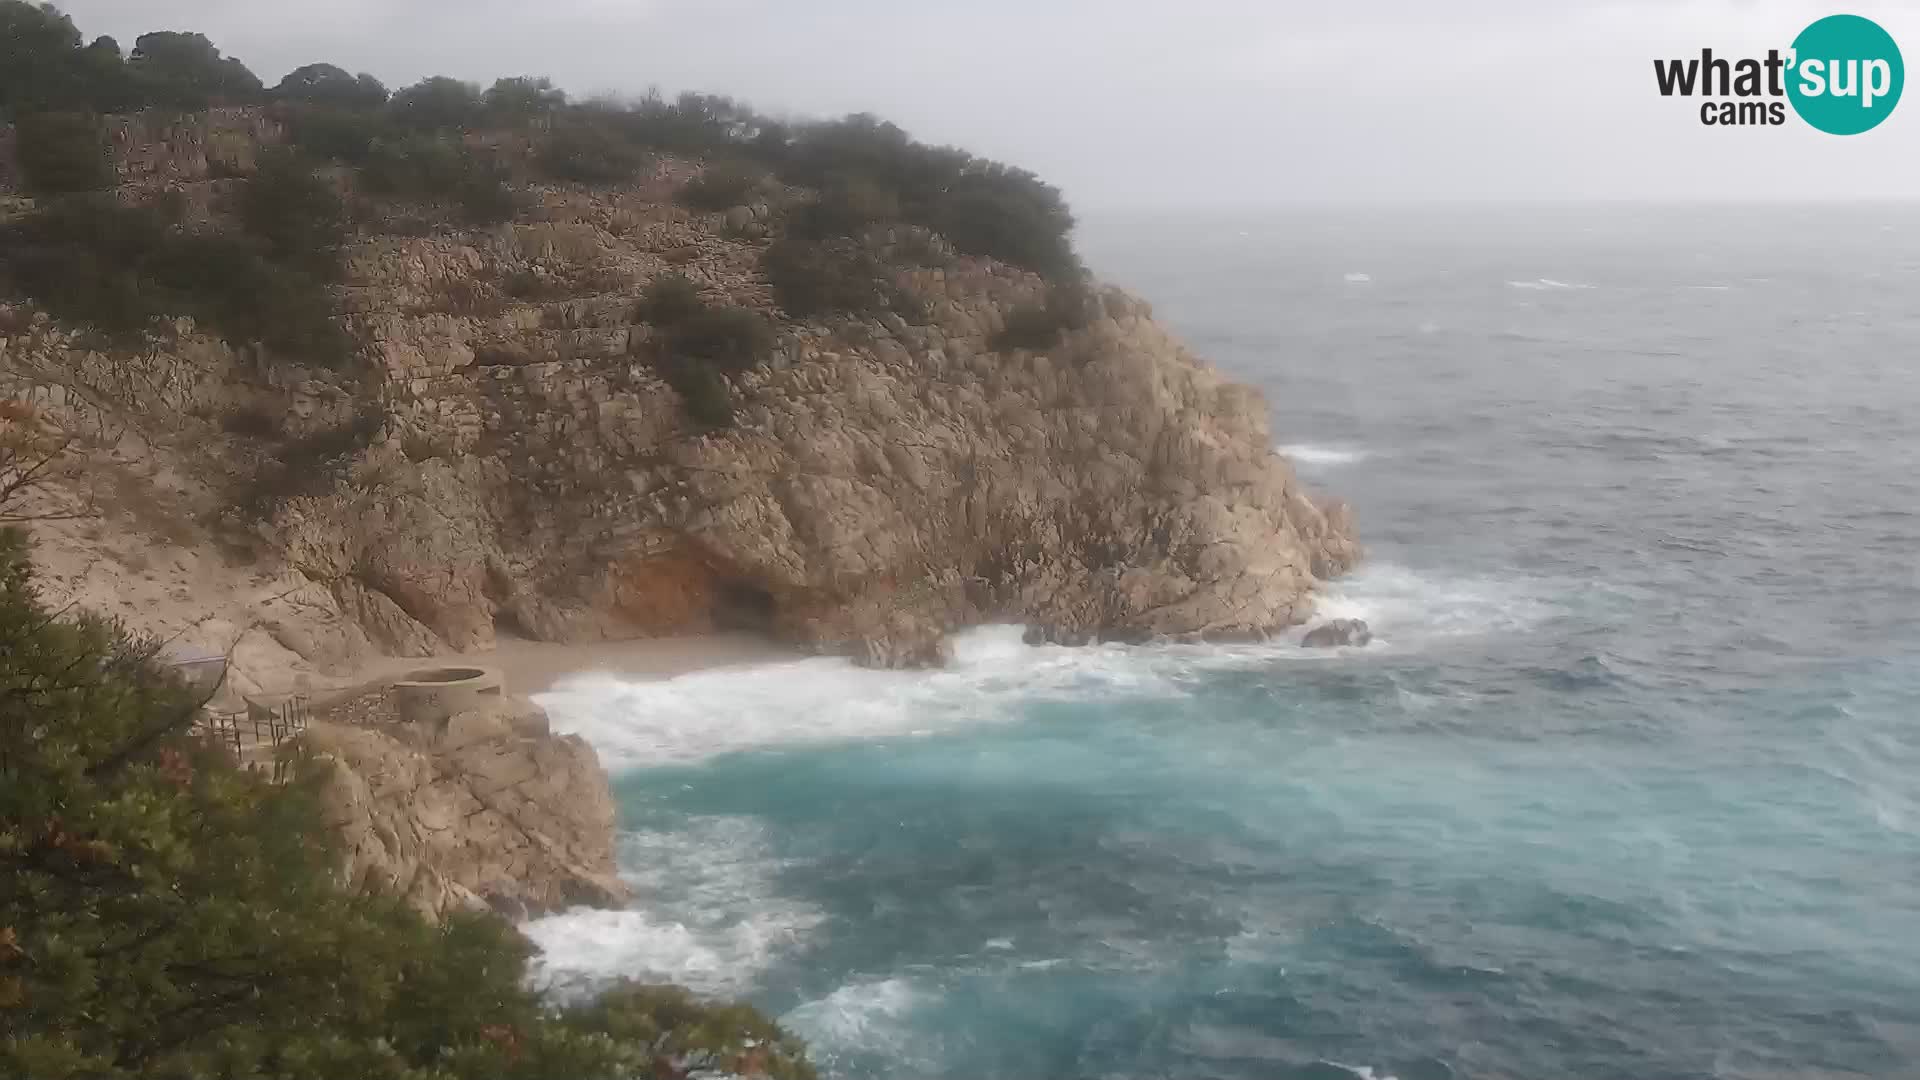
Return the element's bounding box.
[0,1,85,115]
[762,235,911,320]
[274,62,388,108]
[390,76,482,131]
[76,35,139,112]
[0,400,81,525]
[483,75,565,121]
[778,114,1079,279]
[127,30,263,109]
[12,110,113,194]
[536,120,647,185]
[285,104,391,164]
[0,527,816,1079]
[238,148,348,277]
[359,135,518,225]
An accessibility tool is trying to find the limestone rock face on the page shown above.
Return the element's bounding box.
[301,697,632,921]
[274,269,1361,664]
[3,117,1361,672]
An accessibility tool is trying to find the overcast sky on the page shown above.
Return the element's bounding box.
[51,0,1920,210]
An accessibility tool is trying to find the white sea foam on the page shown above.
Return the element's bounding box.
[535,567,1556,776]
[534,624,1184,772]
[1344,271,1372,284]
[1507,278,1595,290]
[1322,1064,1403,1080]
[1276,442,1369,467]
[781,977,925,1052]
[1308,562,1555,645]
[523,816,823,996]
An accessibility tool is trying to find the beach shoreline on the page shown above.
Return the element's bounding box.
[465,632,800,696]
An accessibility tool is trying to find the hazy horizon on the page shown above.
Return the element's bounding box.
[49,0,1920,212]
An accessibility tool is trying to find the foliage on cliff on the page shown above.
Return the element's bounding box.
[1,1,1078,276]
[0,190,350,365]
[0,522,815,1079]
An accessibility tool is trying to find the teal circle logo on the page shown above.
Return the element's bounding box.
[1787,14,1904,134]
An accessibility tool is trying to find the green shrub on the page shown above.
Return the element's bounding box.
[285,104,392,164]
[669,305,774,375]
[219,405,279,439]
[0,196,351,366]
[389,75,482,131]
[640,272,704,326]
[780,115,1078,279]
[145,229,351,362]
[991,283,1098,352]
[483,75,565,121]
[933,173,1078,280]
[662,360,736,430]
[993,303,1065,351]
[237,148,347,277]
[360,135,517,225]
[790,172,900,239]
[678,159,764,211]
[503,269,565,301]
[0,197,172,336]
[455,173,518,225]
[616,90,757,155]
[537,122,648,185]
[126,29,262,109]
[274,62,388,108]
[13,110,113,195]
[241,403,383,510]
[0,528,814,1079]
[763,235,917,321]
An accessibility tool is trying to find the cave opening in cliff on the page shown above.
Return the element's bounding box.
[712,578,777,633]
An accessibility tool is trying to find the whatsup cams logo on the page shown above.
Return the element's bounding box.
[1654,13,1904,133]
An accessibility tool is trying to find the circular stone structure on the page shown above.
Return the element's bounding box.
[391,666,505,727]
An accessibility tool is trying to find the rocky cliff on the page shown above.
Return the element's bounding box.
[300,690,630,921]
[0,108,1359,687]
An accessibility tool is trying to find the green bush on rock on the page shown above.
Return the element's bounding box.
[991,282,1098,352]
[12,110,113,195]
[0,526,816,1080]
[670,306,775,376]
[537,121,648,185]
[641,272,706,326]
[360,135,517,225]
[0,196,351,366]
[678,159,765,212]
[638,273,774,429]
[238,148,349,277]
[763,235,917,321]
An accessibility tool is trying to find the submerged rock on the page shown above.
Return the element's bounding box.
[1301,618,1372,648]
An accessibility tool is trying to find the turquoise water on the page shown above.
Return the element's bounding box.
[527,206,1920,1079]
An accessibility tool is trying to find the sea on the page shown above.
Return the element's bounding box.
[524,204,1920,1080]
